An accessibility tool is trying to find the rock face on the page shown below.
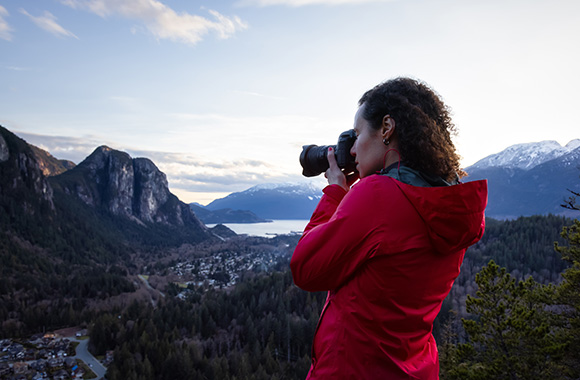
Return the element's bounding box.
[29,144,76,177]
[0,133,9,162]
[133,157,173,223]
[54,146,208,233]
[0,126,54,213]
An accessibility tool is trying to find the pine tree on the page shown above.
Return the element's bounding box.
[442,260,562,380]
[554,218,580,377]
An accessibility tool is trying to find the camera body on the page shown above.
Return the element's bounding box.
[299,129,357,177]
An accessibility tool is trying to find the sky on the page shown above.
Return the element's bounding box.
[1,0,579,205]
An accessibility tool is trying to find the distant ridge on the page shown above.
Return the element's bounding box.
[206,182,323,220]
[205,140,580,221]
[464,139,580,219]
[190,203,270,224]
[469,139,580,170]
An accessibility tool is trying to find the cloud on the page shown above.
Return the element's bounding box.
[17,132,110,164]
[14,130,290,193]
[237,0,393,6]
[0,6,13,41]
[61,0,248,45]
[15,129,325,204]
[19,9,79,39]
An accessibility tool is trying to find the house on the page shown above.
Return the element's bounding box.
[7,343,24,360]
[29,359,47,371]
[74,367,86,378]
[64,357,76,367]
[37,348,49,359]
[53,368,68,380]
[48,357,63,369]
[29,334,44,346]
[104,350,114,365]
[0,362,10,376]
[24,348,36,360]
[12,361,29,374]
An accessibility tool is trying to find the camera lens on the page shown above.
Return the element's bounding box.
[299,144,334,177]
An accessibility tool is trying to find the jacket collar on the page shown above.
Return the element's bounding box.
[379,163,458,187]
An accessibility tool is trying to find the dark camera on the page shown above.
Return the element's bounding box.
[299,129,357,177]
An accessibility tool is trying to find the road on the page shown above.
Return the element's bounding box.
[70,338,107,379]
[138,274,165,307]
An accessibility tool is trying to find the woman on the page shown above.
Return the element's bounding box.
[291,77,487,379]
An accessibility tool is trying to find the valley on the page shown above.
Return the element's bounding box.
[2,125,580,379]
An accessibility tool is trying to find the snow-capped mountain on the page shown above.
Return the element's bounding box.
[205,182,324,220]
[201,139,580,222]
[470,139,580,170]
[464,139,580,219]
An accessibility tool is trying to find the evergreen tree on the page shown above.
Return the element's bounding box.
[554,218,580,377]
[442,260,562,380]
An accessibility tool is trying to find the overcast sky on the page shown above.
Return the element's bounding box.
[1,0,579,204]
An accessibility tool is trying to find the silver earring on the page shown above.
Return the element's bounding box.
[383,138,390,146]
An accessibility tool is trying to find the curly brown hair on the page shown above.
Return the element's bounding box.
[359,77,465,182]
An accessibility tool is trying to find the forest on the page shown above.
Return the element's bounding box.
[2,211,579,379]
[79,214,578,380]
[2,128,579,379]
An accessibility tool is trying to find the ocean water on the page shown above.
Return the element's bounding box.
[207,220,309,238]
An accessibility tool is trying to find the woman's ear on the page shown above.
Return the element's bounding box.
[381,115,395,140]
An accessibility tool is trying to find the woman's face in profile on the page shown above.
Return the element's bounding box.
[351,105,386,178]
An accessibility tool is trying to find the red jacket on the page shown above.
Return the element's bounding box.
[291,174,487,379]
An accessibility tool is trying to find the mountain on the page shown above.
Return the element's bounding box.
[29,143,76,176]
[1,126,136,335]
[464,139,580,219]
[48,145,217,246]
[0,125,225,260]
[0,125,246,336]
[0,126,55,214]
[206,183,323,220]
[190,203,270,224]
[204,140,580,221]
[468,139,580,170]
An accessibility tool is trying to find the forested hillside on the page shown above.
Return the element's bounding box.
[83,214,577,380]
[3,126,579,379]
[438,214,571,329]
[439,217,580,379]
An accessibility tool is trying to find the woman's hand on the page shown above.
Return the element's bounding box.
[325,147,359,191]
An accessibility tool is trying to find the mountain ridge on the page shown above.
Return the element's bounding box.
[205,182,323,220]
[469,139,580,171]
[205,139,580,221]
[463,140,580,219]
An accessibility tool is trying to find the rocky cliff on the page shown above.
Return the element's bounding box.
[51,145,209,237]
[1,125,214,248]
[29,144,76,177]
[0,126,54,214]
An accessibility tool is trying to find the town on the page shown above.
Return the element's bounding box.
[0,330,109,380]
[168,234,298,291]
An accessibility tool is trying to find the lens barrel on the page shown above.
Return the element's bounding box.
[299,129,357,177]
[299,144,334,177]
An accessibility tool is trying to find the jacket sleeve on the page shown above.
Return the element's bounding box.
[290,179,385,292]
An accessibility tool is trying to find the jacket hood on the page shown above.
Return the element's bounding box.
[382,168,487,254]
